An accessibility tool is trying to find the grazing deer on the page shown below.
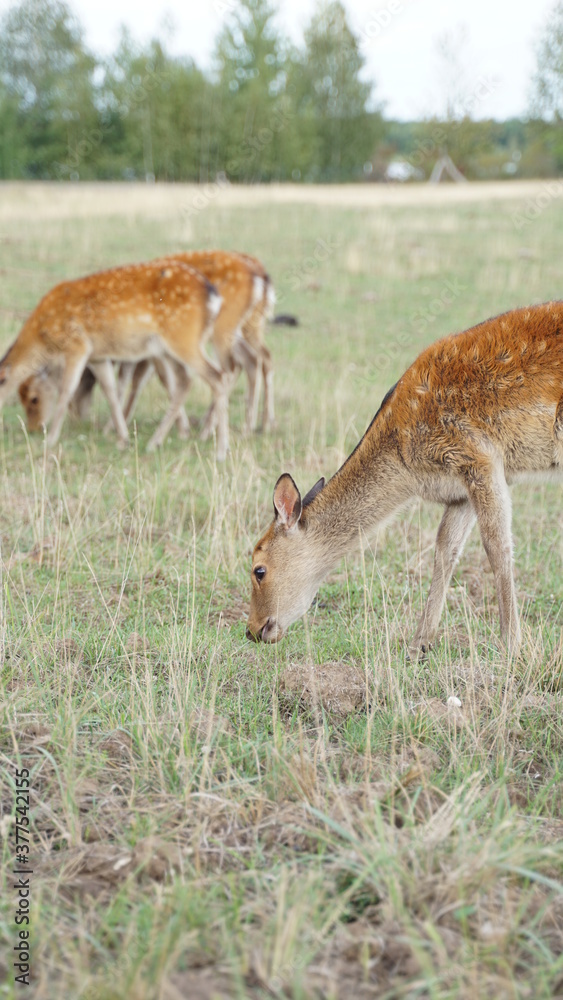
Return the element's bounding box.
[247,303,563,654]
[114,251,268,435]
[20,251,275,441]
[174,251,275,435]
[0,260,226,454]
[19,359,191,437]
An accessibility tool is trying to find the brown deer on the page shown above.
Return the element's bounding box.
[0,260,226,454]
[247,303,563,654]
[19,359,191,438]
[18,250,275,441]
[172,250,275,435]
[107,250,272,437]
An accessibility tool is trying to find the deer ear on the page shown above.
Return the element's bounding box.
[273,474,302,529]
[302,477,325,507]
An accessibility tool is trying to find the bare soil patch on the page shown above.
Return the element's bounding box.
[280,660,371,717]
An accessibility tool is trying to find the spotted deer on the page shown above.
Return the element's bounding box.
[174,250,274,435]
[19,250,275,443]
[0,260,226,454]
[247,303,563,654]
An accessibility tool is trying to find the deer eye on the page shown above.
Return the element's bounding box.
[30,397,38,405]
[254,566,266,582]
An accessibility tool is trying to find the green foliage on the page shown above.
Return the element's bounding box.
[213,0,293,181]
[289,1,382,181]
[532,0,563,118]
[0,0,98,178]
[0,0,381,183]
[100,30,213,181]
[0,0,562,182]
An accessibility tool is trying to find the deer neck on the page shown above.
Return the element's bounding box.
[304,421,413,571]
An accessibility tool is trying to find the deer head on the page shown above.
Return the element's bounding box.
[246,473,326,642]
[18,370,58,431]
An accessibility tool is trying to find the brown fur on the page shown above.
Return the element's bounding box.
[17,250,274,442]
[172,250,272,436]
[3,260,225,453]
[247,302,563,653]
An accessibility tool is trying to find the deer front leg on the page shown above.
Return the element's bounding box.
[116,362,135,407]
[121,360,153,425]
[47,349,90,446]
[467,461,521,654]
[88,360,129,447]
[193,352,229,460]
[146,358,192,452]
[231,337,260,434]
[153,357,191,437]
[411,499,476,655]
[201,368,236,441]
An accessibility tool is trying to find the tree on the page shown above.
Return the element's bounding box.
[289,1,382,181]
[213,0,293,181]
[101,30,213,181]
[0,0,100,178]
[406,26,496,181]
[531,1,563,121]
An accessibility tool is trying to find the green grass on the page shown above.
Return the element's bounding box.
[0,183,562,999]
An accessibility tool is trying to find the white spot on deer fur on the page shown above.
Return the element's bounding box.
[447,696,462,708]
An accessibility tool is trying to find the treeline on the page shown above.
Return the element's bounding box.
[0,0,382,182]
[382,118,563,182]
[1,0,562,183]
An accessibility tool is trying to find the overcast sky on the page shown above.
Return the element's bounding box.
[0,0,555,119]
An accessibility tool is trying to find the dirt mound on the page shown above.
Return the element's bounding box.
[280,661,370,717]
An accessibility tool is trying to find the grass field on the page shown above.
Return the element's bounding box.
[0,180,562,1000]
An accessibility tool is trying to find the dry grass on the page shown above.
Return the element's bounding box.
[0,182,562,999]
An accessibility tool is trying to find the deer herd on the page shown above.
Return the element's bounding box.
[0,250,275,461]
[1,249,562,656]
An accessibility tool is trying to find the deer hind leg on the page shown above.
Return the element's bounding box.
[88,360,129,447]
[152,357,191,438]
[411,499,476,656]
[467,461,521,654]
[231,336,260,434]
